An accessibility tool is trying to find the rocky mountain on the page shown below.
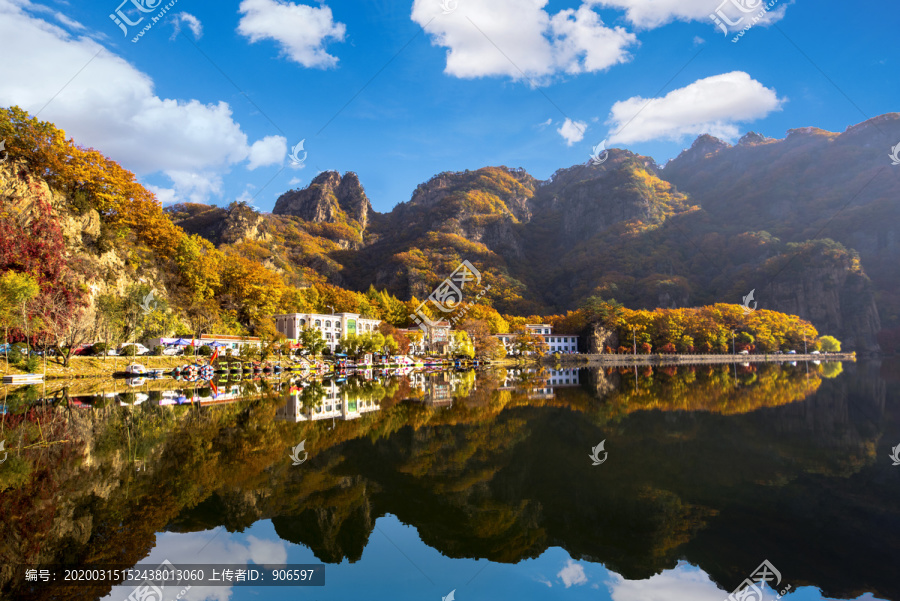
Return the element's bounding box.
[164,115,900,352]
[275,171,370,227]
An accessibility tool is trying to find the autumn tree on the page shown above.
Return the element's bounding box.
[0,271,40,354]
[818,335,841,352]
[298,326,327,356]
[459,318,502,359]
[512,329,548,358]
[35,287,91,367]
[449,331,475,358]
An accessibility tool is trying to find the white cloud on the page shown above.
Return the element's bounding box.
[288,177,302,185]
[606,562,753,601]
[18,1,86,31]
[605,71,784,144]
[237,0,346,68]
[0,1,284,205]
[591,0,791,31]
[166,171,224,204]
[248,135,287,170]
[558,559,589,588]
[410,0,636,82]
[170,12,203,40]
[146,184,178,206]
[557,118,587,146]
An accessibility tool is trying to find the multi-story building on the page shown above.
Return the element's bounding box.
[494,324,579,355]
[273,312,381,353]
[426,321,451,354]
[395,328,427,355]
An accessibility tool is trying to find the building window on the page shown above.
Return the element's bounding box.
[326,333,332,340]
[325,320,332,328]
[300,319,306,326]
[315,320,321,327]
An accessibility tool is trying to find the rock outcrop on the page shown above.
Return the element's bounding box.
[273,171,371,231]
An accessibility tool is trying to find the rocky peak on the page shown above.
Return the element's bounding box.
[737,131,774,146]
[785,126,832,140]
[273,171,371,230]
[221,203,268,244]
[665,134,730,171]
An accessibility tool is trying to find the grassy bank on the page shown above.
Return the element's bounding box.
[0,355,191,379]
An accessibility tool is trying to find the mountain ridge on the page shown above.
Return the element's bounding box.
[169,112,900,352]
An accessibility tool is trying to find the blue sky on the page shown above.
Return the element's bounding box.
[0,0,896,213]
[100,516,886,601]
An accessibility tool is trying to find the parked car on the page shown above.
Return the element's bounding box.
[739,350,750,355]
[810,350,821,355]
[788,350,797,354]
[119,343,151,356]
[72,344,92,356]
[161,346,183,356]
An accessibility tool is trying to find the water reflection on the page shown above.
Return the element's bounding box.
[0,361,897,601]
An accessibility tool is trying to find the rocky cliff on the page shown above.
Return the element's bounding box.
[273,171,371,231]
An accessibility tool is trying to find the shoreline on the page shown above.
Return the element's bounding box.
[0,352,857,381]
[545,352,856,366]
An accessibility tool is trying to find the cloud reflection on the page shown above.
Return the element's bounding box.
[102,527,287,601]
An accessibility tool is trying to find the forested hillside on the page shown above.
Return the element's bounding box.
[1,106,885,354]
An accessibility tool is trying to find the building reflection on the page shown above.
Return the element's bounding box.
[498,368,581,399]
[276,380,381,422]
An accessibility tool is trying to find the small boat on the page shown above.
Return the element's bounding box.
[2,373,44,384]
[126,363,148,376]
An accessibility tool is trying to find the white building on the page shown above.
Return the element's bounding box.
[273,312,381,353]
[146,335,261,355]
[494,324,579,354]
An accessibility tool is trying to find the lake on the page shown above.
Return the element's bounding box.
[0,360,897,601]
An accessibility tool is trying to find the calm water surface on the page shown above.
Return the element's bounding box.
[0,360,897,601]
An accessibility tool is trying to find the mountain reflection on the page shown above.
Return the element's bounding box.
[1,361,897,601]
